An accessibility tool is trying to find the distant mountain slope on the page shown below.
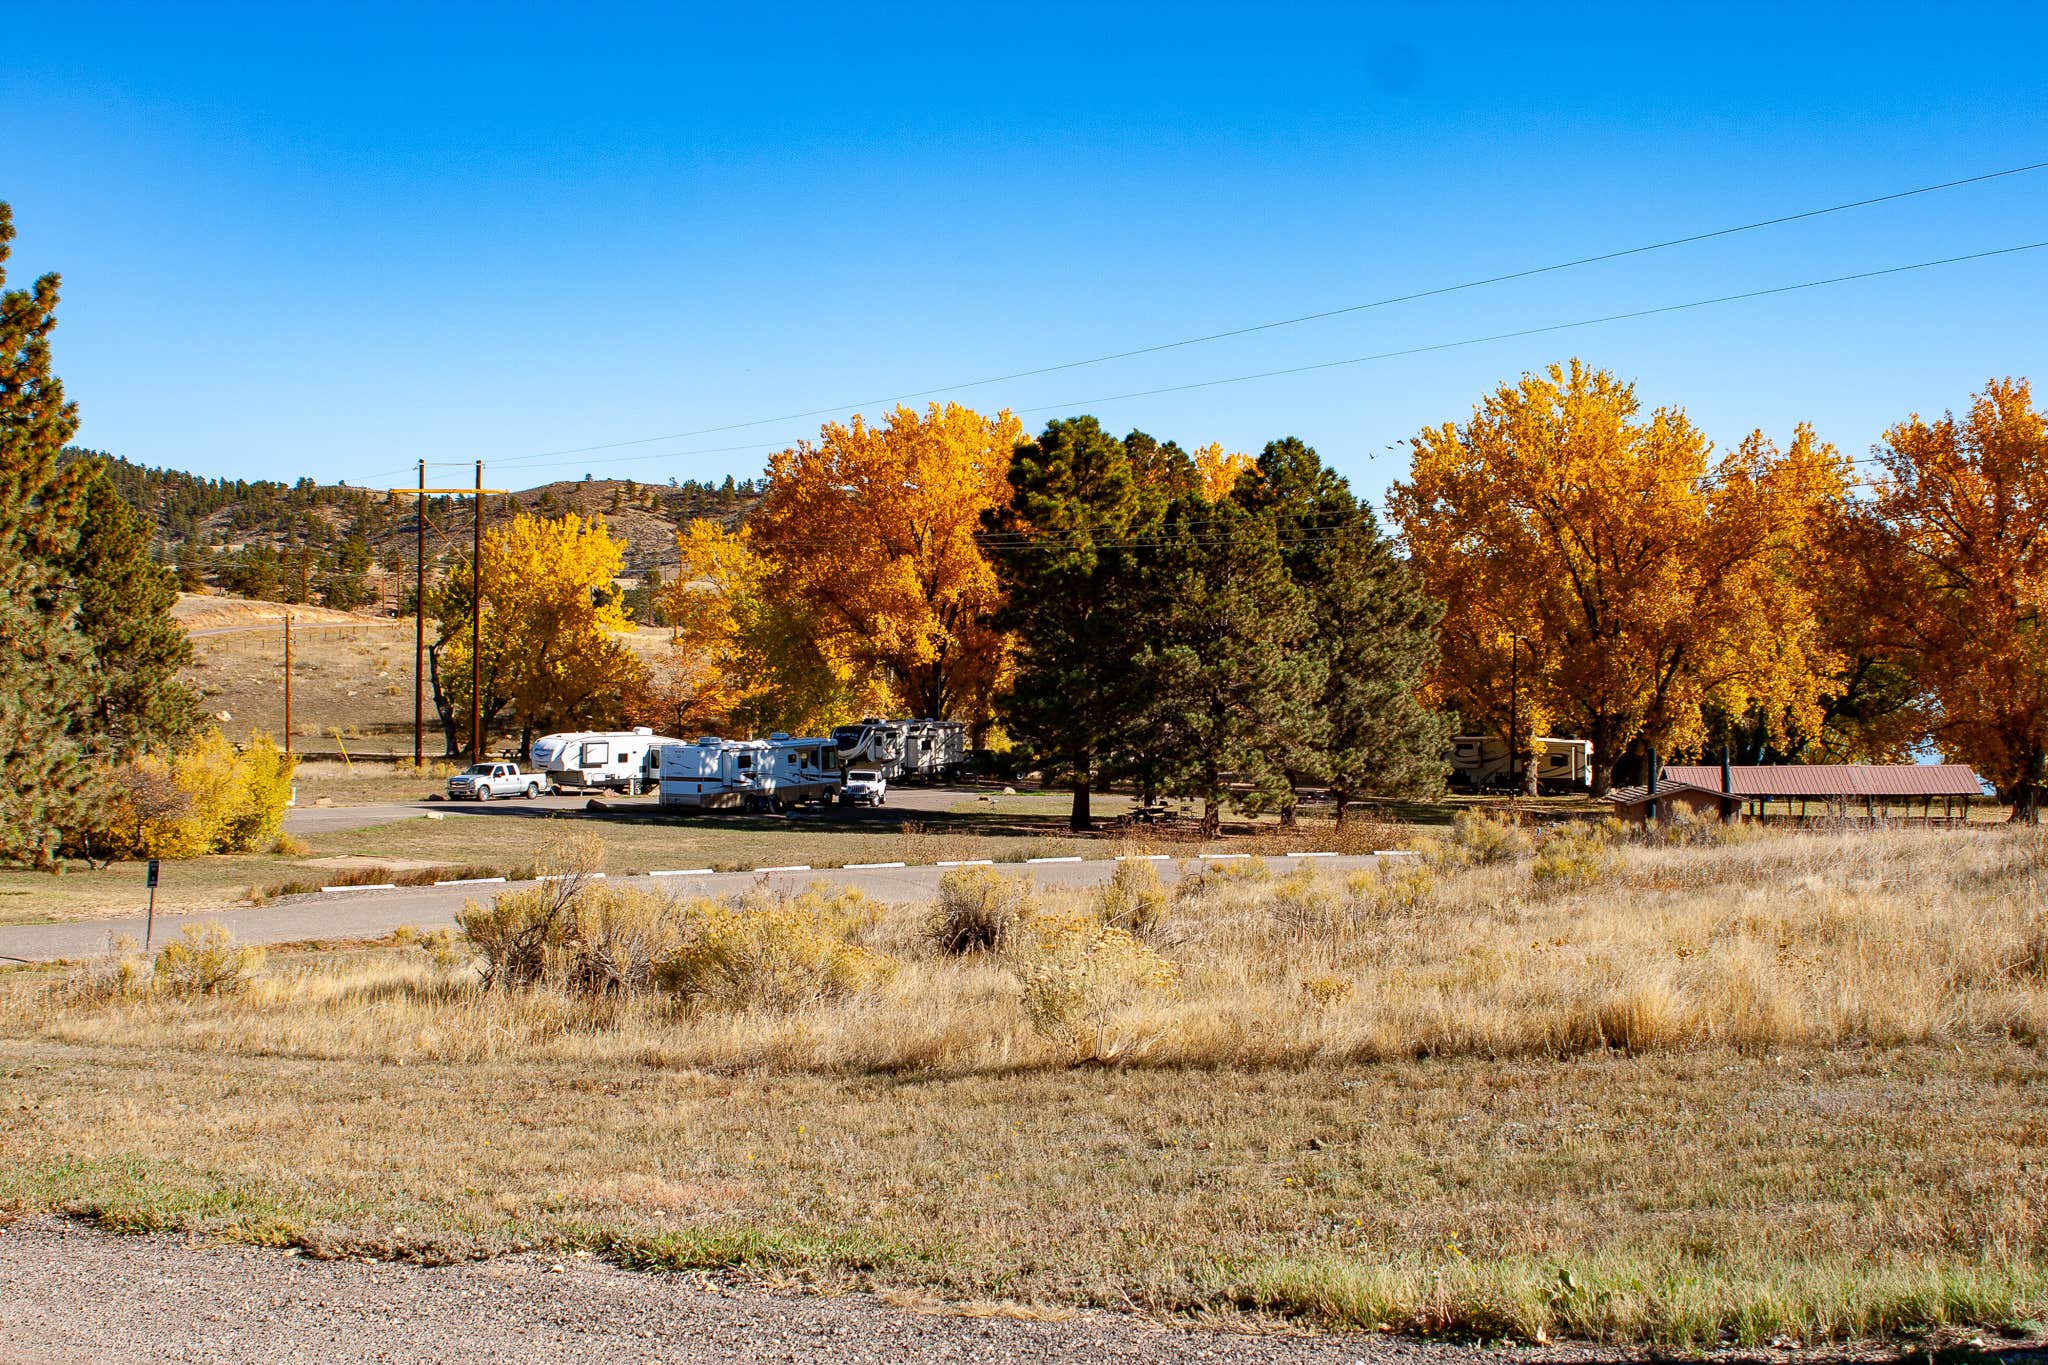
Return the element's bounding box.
[76,450,760,593]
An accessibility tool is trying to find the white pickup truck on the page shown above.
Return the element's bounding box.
[446,761,548,801]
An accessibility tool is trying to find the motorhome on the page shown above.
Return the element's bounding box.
[529,728,681,795]
[1446,735,1593,794]
[658,734,843,811]
[831,717,964,782]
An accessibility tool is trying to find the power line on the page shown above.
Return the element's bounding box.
[494,236,2048,482]
[487,159,2048,468]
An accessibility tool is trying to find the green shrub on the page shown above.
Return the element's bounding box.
[154,924,264,996]
[927,866,1035,954]
[1094,860,1168,935]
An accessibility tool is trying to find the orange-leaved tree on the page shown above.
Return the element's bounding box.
[1852,378,2048,819]
[1387,360,1841,794]
[657,518,890,737]
[748,402,1025,730]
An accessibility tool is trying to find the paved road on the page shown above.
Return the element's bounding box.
[282,782,1016,835]
[0,856,1385,961]
[0,1215,1475,1365]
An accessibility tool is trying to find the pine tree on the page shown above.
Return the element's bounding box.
[1234,438,1450,822]
[0,201,101,864]
[1135,495,1323,835]
[62,470,201,755]
[986,418,1170,830]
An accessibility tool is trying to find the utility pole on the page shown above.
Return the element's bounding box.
[386,468,506,766]
[282,611,293,755]
[471,460,484,763]
[414,460,426,769]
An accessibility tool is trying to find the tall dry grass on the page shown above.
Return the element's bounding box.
[17,826,2048,1074]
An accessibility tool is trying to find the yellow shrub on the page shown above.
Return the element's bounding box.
[154,924,265,996]
[133,729,300,858]
[1532,829,1612,893]
[927,866,1035,954]
[660,890,893,1011]
[1094,860,1168,935]
[1007,911,1179,1062]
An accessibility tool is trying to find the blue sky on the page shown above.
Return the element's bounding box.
[4,1,2045,506]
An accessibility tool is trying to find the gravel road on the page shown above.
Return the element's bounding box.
[0,1215,1414,1364]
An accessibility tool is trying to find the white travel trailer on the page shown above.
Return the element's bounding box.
[1446,735,1593,795]
[529,728,681,795]
[831,718,910,779]
[831,717,964,782]
[659,734,843,811]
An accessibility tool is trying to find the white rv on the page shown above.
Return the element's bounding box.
[529,728,681,795]
[658,734,843,811]
[831,717,964,782]
[1446,735,1593,794]
[831,718,910,779]
[658,737,760,810]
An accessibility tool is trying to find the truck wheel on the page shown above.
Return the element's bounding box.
[525,782,540,799]
[476,785,492,801]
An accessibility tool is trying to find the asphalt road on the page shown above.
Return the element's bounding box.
[0,855,1387,962]
[281,782,1010,836]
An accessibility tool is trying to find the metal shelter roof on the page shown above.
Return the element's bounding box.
[1658,764,1986,798]
[1601,780,1730,807]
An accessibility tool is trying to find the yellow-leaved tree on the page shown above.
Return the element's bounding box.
[434,512,648,755]
[654,519,887,737]
[1851,378,2048,819]
[1387,360,1841,793]
[747,402,1025,731]
[1191,442,1255,501]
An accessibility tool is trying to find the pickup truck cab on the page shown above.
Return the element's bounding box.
[447,762,546,801]
[840,768,887,807]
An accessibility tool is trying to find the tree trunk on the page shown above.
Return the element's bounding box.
[1332,791,1349,828]
[1070,775,1092,832]
[2010,784,2040,824]
[520,725,533,763]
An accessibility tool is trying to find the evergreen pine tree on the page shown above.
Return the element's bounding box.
[63,470,201,754]
[0,202,102,863]
[1235,438,1450,822]
[1135,495,1323,835]
[986,418,1168,830]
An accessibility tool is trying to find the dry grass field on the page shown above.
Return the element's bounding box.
[177,594,683,758]
[4,822,2045,1347]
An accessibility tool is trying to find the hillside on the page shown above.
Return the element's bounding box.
[81,451,761,603]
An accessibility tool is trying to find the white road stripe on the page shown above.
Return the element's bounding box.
[845,861,907,869]
[757,865,812,873]
[1286,852,1339,859]
[433,876,506,886]
[1027,856,1083,864]
[1115,854,1171,861]
[936,859,994,867]
[321,883,397,893]
[649,869,713,877]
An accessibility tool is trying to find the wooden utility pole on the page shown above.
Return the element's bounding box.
[385,469,507,765]
[282,612,293,755]
[414,461,426,768]
[470,460,484,763]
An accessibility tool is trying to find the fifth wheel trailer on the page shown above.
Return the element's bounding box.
[1446,735,1592,794]
[831,717,964,782]
[529,728,682,795]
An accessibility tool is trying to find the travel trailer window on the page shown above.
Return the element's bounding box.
[735,752,754,771]
[580,741,610,769]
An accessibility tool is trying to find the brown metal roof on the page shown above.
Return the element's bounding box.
[1659,764,1986,798]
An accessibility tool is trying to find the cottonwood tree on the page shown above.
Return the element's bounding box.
[985,418,1173,830]
[1234,438,1449,822]
[656,519,883,737]
[435,512,647,756]
[1388,360,1838,794]
[1853,378,2048,820]
[748,403,1024,731]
